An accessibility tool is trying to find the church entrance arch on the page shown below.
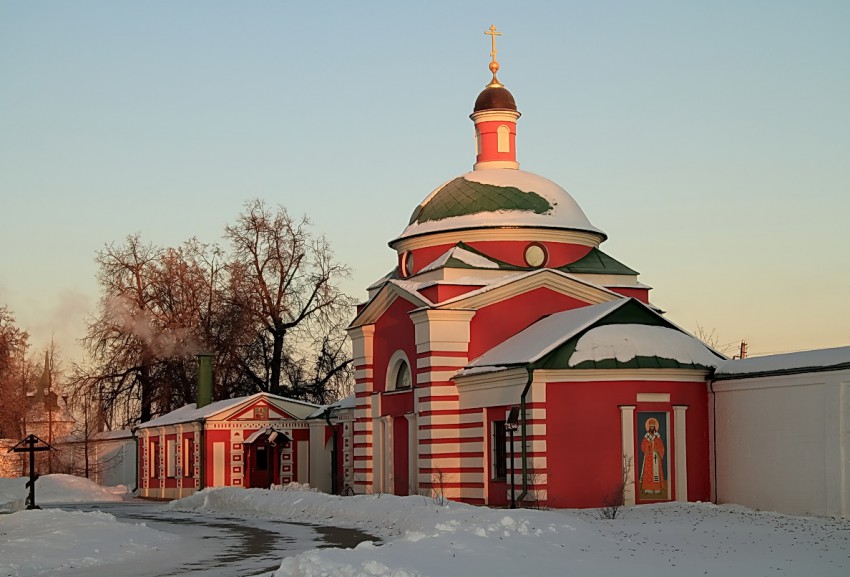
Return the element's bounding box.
[243,427,290,489]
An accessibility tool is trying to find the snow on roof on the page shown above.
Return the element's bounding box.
[714,346,850,378]
[418,246,501,273]
[393,169,605,243]
[465,301,627,368]
[454,365,511,377]
[137,393,319,429]
[386,279,434,306]
[242,426,290,444]
[569,324,723,368]
[306,394,356,419]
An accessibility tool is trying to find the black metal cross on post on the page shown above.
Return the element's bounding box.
[10,434,53,510]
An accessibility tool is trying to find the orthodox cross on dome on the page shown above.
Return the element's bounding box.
[485,24,503,87]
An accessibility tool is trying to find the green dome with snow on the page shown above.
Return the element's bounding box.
[393,169,605,245]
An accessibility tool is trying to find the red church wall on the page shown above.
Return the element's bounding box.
[464,241,592,269]
[402,241,594,277]
[468,288,590,359]
[475,119,517,164]
[419,284,482,303]
[402,244,456,276]
[544,380,710,508]
[607,286,650,303]
[485,406,509,507]
[382,390,414,416]
[372,298,418,394]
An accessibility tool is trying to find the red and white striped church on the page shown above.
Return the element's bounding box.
[345,27,725,508]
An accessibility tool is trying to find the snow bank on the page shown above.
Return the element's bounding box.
[0,508,177,577]
[173,487,850,577]
[0,474,123,513]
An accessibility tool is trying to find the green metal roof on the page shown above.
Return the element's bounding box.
[409,178,553,225]
[559,247,638,276]
[532,300,718,371]
[449,242,638,276]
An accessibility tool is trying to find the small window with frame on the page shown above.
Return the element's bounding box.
[493,420,507,480]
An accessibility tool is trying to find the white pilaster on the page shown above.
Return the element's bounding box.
[673,405,688,502]
[620,405,636,506]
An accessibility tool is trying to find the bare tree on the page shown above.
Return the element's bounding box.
[225,199,354,398]
[0,305,33,442]
[694,324,737,357]
[74,235,218,425]
[599,454,633,520]
[74,202,355,427]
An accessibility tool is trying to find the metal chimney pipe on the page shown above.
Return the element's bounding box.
[196,353,214,408]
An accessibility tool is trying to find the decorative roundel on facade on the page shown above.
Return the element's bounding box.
[401,251,414,278]
[524,243,548,268]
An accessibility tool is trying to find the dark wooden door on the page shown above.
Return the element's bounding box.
[250,444,271,488]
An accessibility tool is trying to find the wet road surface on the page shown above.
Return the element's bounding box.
[50,500,378,577]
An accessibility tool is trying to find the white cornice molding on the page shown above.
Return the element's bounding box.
[470,109,521,124]
[474,160,520,170]
[349,324,375,364]
[410,308,476,350]
[711,368,850,393]
[348,283,430,328]
[453,367,528,389]
[437,269,620,310]
[391,227,604,252]
[533,368,710,383]
[410,308,477,325]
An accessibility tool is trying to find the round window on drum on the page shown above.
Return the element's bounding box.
[403,251,414,277]
[524,243,548,268]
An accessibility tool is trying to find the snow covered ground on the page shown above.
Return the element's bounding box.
[2,475,849,576]
[0,474,125,513]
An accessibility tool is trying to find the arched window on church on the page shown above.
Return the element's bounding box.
[475,127,482,155]
[394,361,411,390]
[386,351,412,391]
[497,125,510,153]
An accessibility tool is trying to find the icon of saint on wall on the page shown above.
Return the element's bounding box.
[638,415,668,500]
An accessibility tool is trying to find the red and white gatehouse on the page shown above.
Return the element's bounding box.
[135,391,354,500]
[345,35,724,508]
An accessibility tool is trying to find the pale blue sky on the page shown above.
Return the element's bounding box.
[1,1,848,365]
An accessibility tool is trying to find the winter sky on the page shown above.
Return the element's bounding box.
[1,1,848,366]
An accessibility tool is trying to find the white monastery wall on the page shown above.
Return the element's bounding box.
[712,368,850,518]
